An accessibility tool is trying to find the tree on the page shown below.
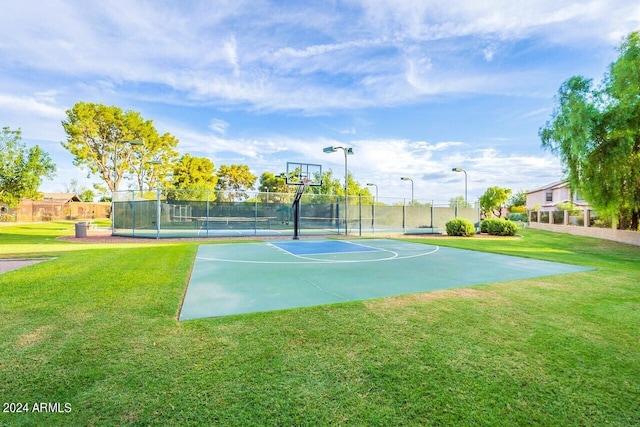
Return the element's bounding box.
[131,132,178,194]
[61,102,179,193]
[540,32,640,230]
[93,183,110,202]
[346,172,373,204]
[479,186,511,218]
[0,127,56,207]
[508,190,528,209]
[308,169,343,203]
[216,164,257,201]
[167,154,218,201]
[449,195,472,209]
[64,179,95,202]
[258,172,288,203]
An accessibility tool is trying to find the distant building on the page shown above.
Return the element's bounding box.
[7,193,110,222]
[525,181,590,212]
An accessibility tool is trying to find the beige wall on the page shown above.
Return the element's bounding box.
[530,222,640,247]
[15,200,110,222]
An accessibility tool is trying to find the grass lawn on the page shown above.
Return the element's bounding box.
[1,223,639,426]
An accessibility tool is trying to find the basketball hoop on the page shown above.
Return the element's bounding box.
[291,179,313,240]
[292,178,311,207]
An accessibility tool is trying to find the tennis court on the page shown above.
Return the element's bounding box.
[180,239,592,320]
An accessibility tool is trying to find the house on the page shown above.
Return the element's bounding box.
[525,181,590,212]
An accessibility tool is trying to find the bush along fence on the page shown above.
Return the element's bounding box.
[445,217,519,237]
[529,209,640,247]
[111,189,480,239]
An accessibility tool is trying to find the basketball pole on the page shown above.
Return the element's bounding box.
[292,180,308,240]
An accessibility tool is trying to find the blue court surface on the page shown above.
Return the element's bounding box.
[180,239,593,320]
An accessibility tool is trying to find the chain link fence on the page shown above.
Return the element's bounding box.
[112,189,480,238]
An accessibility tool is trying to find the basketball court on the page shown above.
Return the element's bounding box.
[179,239,592,320]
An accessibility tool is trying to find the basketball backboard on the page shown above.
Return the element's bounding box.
[286,162,322,186]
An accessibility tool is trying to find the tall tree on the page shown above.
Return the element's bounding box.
[216,164,257,201]
[167,154,218,201]
[0,127,56,207]
[540,32,640,230]
[131,132,179,194]
[61,102,179,193]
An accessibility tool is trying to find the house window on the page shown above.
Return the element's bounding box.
[546,191,553,202]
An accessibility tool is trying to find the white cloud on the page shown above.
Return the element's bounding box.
[482,45,496,62]
[209,119,229,135]
[1,1,631,199]
[0,93,65,119]
[2,0,636,113]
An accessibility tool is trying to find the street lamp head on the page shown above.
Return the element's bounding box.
[366,183,375,186]
[125,139,144,146]
[323,146,338,153]
[346,147,354,155]
[400,177,411,181]
[452,167,464,172]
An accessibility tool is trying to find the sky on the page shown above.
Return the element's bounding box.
[1,0,639,203]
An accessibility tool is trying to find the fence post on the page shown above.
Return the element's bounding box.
[432,202,435,230]
[371,202,375,234]
[402,199,406,232]
[131,190,136,237]
[156,188,161,239]
[359,194,362,237]
[584,209,590,228]
[254,196,258,236]
[564,209,569,226]
[206,191,210,237]
[111,191,115,234]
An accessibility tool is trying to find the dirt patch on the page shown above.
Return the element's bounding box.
[365,288,502,310]
[16,325,53,349]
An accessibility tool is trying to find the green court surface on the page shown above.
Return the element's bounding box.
[180,239,592,320]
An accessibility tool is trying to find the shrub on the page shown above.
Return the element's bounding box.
[483,218,518,236]
[445,218,475,237]
[507,213,529,223]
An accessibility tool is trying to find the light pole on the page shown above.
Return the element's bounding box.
[112,139,144,233]
[324,146,354,235]
[452,167,467,206]
[366,183,378,204]
[366,183,378,233]
[400,177,413,204]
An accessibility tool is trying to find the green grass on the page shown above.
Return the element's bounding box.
[1,224,639,426]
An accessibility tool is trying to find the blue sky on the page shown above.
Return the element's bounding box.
[1,0,639,202]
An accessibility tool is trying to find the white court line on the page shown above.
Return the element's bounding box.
[195,241,440,264]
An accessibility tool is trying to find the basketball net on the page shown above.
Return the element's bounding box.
[292,178,311,206]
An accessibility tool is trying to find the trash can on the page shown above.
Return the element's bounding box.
[75,222,88,238]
